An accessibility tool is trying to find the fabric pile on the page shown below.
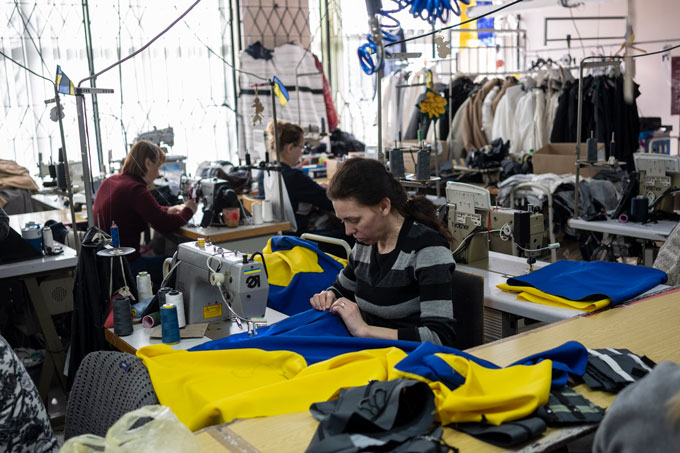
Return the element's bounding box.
[497,260,668,312]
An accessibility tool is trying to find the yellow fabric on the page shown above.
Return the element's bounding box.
[497,282,611,312]
[458,4,476,47]
[393,354,552,425]
[137,345,406,431]
[255,241,347,287]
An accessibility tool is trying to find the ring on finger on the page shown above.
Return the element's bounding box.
[340,302,346,308]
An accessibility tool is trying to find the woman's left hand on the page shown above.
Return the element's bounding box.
[330,298,367,337]
[167,204,184,214]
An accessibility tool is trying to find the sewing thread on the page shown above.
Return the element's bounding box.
[161,304,180,344]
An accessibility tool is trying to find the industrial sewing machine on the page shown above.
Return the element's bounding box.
[447,181,548,264]
[174,241,268,326]
[192,177,245,228]
[634,153,680,216]
[135,126,174,148]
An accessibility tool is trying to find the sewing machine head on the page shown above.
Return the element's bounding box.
[135,126,174,148]
[174,241,268,325]
[193,178,241,227]
[634,154,680,215]
[446,182,492,263]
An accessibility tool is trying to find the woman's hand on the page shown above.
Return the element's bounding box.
[184,199,198,213]
[167,204,184,214]
[310,290,337,311]
[330,298,367,337]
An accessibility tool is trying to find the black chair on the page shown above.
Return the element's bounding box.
[450,270,484,350]
[64,351,158,440]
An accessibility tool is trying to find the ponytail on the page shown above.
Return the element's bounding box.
[400,196,452,242]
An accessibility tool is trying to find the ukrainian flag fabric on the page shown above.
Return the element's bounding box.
[140,340,587,431]
[55,65,75,95]
[254,235,346,316]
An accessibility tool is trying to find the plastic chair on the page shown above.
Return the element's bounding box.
[64,351,158,440]
[450,270,484,350]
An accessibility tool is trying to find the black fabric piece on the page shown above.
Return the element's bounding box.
[536,387,605,426]
[330,128,365,157]
[464,138,509,169]
[67,226,137,389]
[391,427,458,453]
[582,348,653,394]
[150,184,179,207]
[307,379,436,453]
[244,41,273,60]
[452,417,546,448]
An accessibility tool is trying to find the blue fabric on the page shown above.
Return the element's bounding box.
[507,260,667,305]
[265,236,345,316]
[510,341,589,387]
[192,309,587,389]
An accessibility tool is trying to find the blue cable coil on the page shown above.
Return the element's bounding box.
[358,30,400,75]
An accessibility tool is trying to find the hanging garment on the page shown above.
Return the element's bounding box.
[491,76,519,113]
[510,85,536,154]
[381,70,408,147]
[462,78,502,151]
[504,260,667,306]
[491,84,523,144]
[399,69,429,137]
[255,236,346,315]
[307,379,438,453]
[481,86,500,143]
[447,97,471,159]
[68,227,138,388]
[238,43,329,161]
[313,54,338,132]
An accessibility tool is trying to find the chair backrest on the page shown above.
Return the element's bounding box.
[64,351,158,440]
[450,270,484,350]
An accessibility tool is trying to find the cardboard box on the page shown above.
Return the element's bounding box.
[533,143,604,178]
[398,140,446,174]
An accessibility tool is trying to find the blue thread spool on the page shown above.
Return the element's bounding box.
[630,196,649,223]
[112,296,133,336]
[110,221,120,248]
[161,304,180,344]
[390,148,405,178]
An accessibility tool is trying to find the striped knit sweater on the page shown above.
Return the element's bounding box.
[330,219,456,346]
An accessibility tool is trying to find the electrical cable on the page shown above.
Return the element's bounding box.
[250,251,269,278]
[78,0,203,86]
[0,50,54,85]
[385,0,526,48]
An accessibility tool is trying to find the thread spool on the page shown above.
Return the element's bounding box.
[161,304,180,344]
[142,312,161,328]
[618,213,629,223]
[390,148,405,178]
[110,221,120,248]
[262,200,273,222]
[56,163,67,189]
[630,196,649,223]
[42,226,54,253]
[21,222,43,252]
[136,272,153,301]
[586,133,598,162]
[166,290,186,328]
[252,202,263,225]
[112,296,133,336]
[416,149,430,181]
[157,287,172,307]
[48,163,57,179]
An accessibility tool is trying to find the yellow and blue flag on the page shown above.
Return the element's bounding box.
[55,65,75,95]
[272,76,289,106]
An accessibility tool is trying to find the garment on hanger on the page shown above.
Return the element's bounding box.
[481,85,500,143]
[462,78,502,151]
[491,84,523,147]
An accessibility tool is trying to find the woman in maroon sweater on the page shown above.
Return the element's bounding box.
[94,141,197,287]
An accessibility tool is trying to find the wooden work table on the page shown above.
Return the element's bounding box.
[9,209,88,232]
[196,288,680,452]
[178,221,290,243]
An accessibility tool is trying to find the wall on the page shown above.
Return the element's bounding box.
[519,0,680,154]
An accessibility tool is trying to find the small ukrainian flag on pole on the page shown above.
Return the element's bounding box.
[55,65,75,95]
[272,76,289,106]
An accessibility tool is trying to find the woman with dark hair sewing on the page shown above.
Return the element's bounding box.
[309,157,457,346]
[93,140,198,287]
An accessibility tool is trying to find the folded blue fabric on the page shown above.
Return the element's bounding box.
[507,261,667,305]
[265,236,344,316]
[191,310,586,389]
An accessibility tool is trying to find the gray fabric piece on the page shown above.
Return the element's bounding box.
[0,188,34,214]
[593,361,680,453]
[654,223,680,286]
[0,206,9,241]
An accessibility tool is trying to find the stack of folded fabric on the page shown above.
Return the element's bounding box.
[497,260,668,311]
[582,348,657,392]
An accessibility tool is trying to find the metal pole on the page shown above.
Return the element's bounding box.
[54,88,81,251]
[270,81,285,222]
[76,93,95,228]
[377,67,384,163]
[226,0,240,155]
[324,0,332,90]
[574,61,584,219]
[81,0,105,174]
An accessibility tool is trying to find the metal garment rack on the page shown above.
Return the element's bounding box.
[573,56,623,219]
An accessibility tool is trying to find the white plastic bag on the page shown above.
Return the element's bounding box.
[60,405,200,452]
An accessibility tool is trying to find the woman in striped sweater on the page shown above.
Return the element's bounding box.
[309,157,457,346]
